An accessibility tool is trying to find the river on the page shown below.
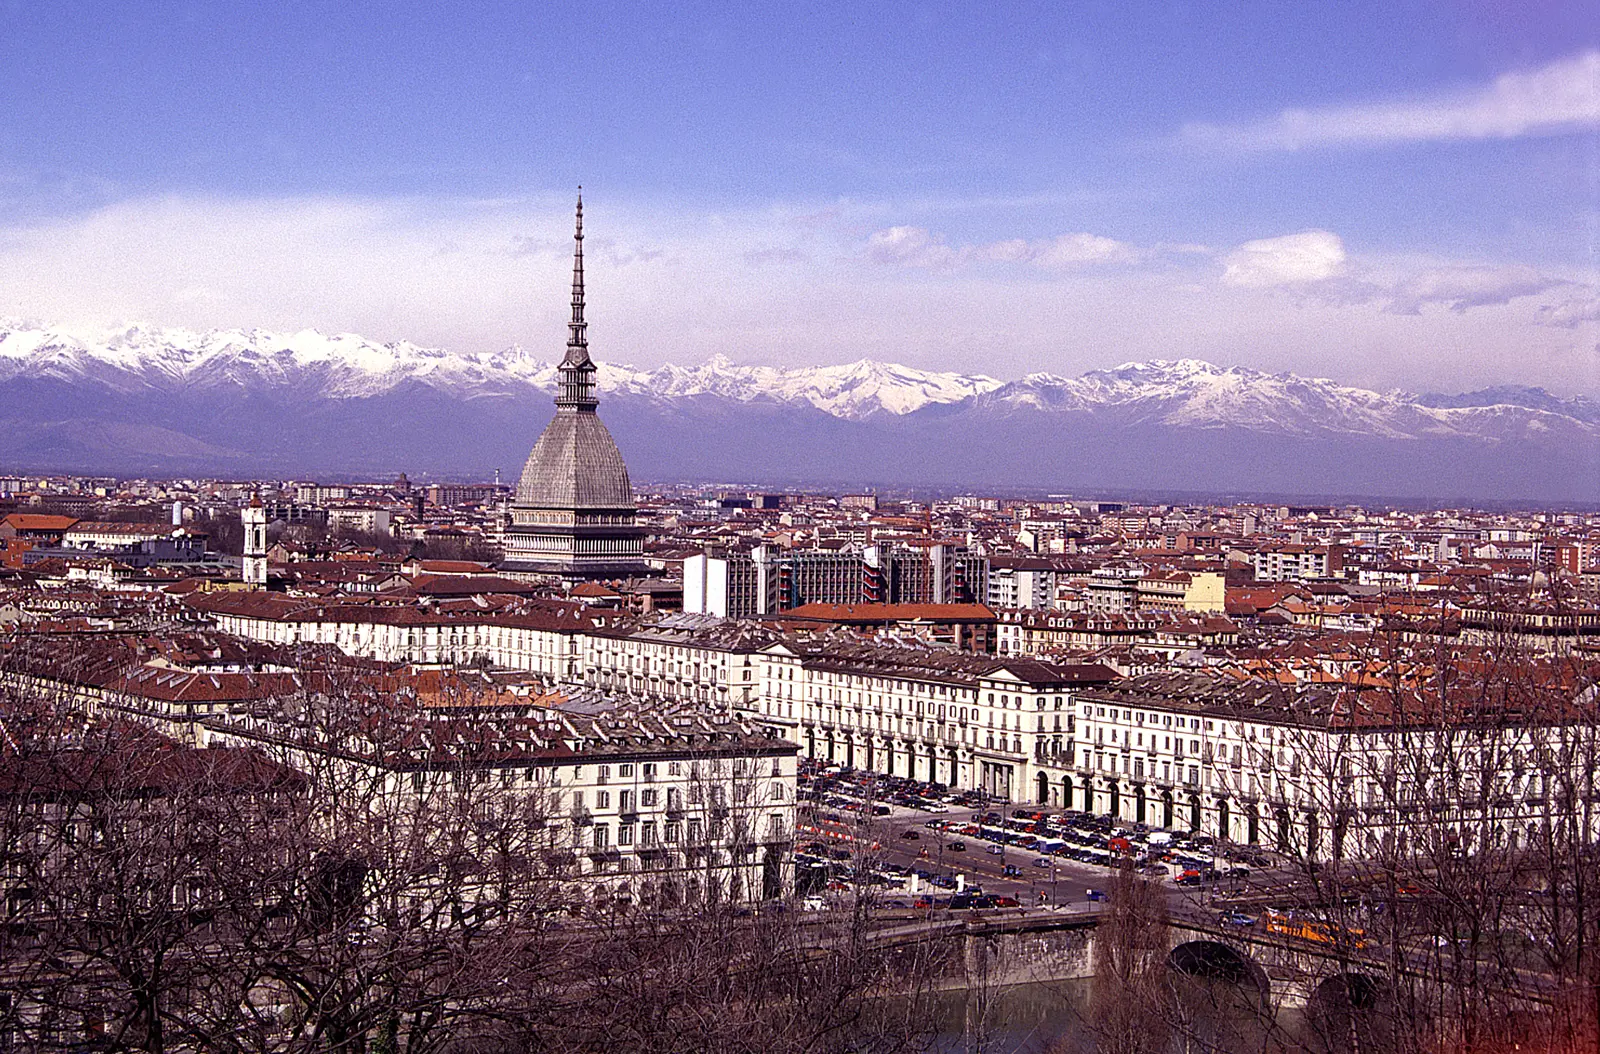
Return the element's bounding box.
[925,977,1321,1054]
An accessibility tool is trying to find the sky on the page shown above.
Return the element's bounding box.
[0,0,1597,396]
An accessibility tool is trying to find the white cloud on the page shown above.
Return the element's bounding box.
[865,225,959,268]
[1219,233,1580,320]
[869,227,1135,269]
[0,194,1589,397]
[1186,50,1600,150]
[1387,265,1562,315]
[1537,293,1600,329]
[1221,230,1347,287]
[1028,232,1135,267]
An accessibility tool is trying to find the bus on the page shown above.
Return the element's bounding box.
[1265,910,1367,949]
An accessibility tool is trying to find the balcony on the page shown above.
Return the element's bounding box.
[570,807,594,826]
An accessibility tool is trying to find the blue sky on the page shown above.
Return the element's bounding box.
[1,0,1596,394]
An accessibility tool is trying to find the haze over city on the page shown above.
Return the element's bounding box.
[1,1,1596,398]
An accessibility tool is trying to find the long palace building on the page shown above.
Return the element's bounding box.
[502,195,649,580]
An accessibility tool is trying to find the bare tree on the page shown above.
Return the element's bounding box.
[1089,859,1171,1054]
[0,652,964,1053]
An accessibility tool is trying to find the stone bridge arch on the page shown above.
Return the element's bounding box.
[1304,972,1393,1049]
[1167,939,1271,1003]
[1309,971,1384,1010]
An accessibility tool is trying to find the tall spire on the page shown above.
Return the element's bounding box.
[555,189,598,412]
[566,190,588,366]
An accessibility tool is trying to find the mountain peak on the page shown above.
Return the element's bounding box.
[0,319,1593,499]
[0,319,1593,436]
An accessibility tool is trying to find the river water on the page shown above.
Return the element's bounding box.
[926,977,1318,1054]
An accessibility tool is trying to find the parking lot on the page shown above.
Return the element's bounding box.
[797,760,1285,918]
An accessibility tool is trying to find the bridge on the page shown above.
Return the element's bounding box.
[844,904,1555,1015]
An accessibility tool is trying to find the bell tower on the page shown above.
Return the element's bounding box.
[241,493,268,587]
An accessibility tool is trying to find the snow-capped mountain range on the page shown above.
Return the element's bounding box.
[0,319,1594,500]
[0,320,1004,419]
[1,319,1594,438]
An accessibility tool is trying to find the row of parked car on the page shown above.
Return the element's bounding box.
[796,845,977,902]
[918,808,1274,884]
[797,763,986,818]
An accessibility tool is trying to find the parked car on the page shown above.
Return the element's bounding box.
[947,841,967,852]
[986,844,1005,855]
[901,829,920,839]
[1085,889,1108,902]
[1002,864,1023,877]
[1219,911,1258,927]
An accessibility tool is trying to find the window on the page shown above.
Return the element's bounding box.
[596,791,611,809]
[619,764,634,777]
[665,821,681,843]
[593,825,610,848]
[618,824,634,845]
[641,821,658,846]
[598,765,611,784]
[641,789,657,807]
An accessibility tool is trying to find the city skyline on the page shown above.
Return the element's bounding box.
[0,2,1596,397]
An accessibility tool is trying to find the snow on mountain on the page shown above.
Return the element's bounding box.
[980,359,1598,442]
[598,354,1004,417]
[0,320,1001,418]
[0,321,1593,441]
